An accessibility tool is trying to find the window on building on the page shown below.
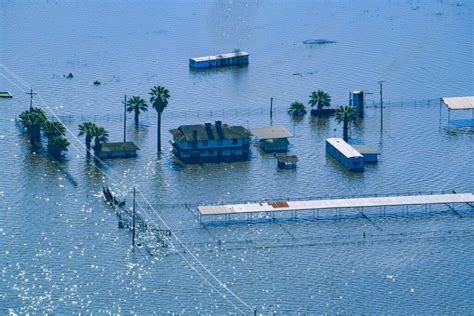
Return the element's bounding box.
[208,149,214,155]
[217,140,223,146]
[232,138,238,145]
[202,140,208,147]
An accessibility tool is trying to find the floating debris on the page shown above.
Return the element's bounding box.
[303,39,337,45]
[93,80,101,86]
[65,73,74,79]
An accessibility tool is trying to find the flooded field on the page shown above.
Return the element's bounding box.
[1,0,473,313]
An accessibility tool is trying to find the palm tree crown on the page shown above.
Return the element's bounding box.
[149,86,170,113]
[42,120,66,139]
[127,96,148,127]
[92,125,109,150]
[78,121,97,158]
[309,90,332,110]
[149,85,170,153]
[288,101,307,116]
[335,106,357,141]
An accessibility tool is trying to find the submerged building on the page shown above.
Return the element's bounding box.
[326,138,364,172]
[169,121,251,163]
[94,142,139,159]
[189,51,249,69]
[250,125,292,153]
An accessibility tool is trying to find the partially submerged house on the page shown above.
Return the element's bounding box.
[169,121,251,163]
[94,142,139,159]
[250,125,292,153]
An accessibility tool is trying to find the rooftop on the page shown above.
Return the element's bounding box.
[250,125,292,139]
[276,155,298,163]
[441,96,474,110]
[326,138,363,158]
[170,122,251,141]
[191,51,249,63]
[352,144,380,155]
[97,142,140,152]
[198,193,474,216]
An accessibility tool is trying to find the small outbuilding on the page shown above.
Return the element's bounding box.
[250,125,292,153]
[351,144,380,163]
[277,154,298,169]
[95,142,139,159]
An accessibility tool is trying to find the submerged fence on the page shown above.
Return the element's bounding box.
[53,98,440,125]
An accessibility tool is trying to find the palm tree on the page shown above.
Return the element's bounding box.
[335,106,357,141]
[78,122,97,158]
[309,90,332,110]
[19,108,47,145]
[92,125,109,151]
[42,120,66,139]
[288,101,307,116]
[149,85,170,153]
[47,136,69,159]
[127,96,148,128]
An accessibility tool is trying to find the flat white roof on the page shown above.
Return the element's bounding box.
[250,125,292,139]
[441,96,474,110]
[326,138,363,158]
[191,51,249,63]
[198,193,474,216]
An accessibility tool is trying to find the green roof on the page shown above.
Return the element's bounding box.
[170,123,251,141]
[97,142,139,152]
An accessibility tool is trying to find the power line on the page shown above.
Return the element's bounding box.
[0,63,254,313]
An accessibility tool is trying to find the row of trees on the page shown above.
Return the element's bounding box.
[74,85,171,158]
[287,89,357,141]
[78,122,109,158]
[288,89,332,116]
[19,107,70,159]
[124,85,170,152]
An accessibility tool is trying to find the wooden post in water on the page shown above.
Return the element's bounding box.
[270,97,273,125]
[378,81,385,132]
[123,94,127,142]
[132,186,136,249]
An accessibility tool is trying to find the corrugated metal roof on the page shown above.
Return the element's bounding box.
[326,138,363,158]
[442,96,474,110]
[191,51,249,63]
[250,125,292,139]
[198,193,474,215]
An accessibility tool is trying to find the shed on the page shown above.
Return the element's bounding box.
[95,142,139,159]
[351,144,380,163]
[276,155,298,169]
[250,125,292,153]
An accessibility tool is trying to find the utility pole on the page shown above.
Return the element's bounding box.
[349,91,352,107]
[132,186,136,250]
[378,81,385,132]
[123,94,127,142]
[270,97,273,125]
[25,88,37,109]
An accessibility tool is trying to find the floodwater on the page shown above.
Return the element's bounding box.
[1,0,473,314]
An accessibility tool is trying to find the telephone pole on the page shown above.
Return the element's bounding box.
[378,81,385,132]
[25,88,37,109]
[123,94,127,142]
